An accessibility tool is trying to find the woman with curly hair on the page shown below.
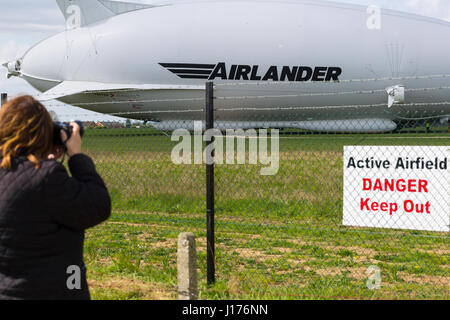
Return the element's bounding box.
[0,95,111,300]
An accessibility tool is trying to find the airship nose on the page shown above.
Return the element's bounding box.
[20,33,67,92]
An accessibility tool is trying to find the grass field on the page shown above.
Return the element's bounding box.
[81,128,449,300]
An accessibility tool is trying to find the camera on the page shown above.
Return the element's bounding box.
[53,121,85,146]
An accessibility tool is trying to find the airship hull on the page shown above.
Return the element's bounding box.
[11,0,450,131]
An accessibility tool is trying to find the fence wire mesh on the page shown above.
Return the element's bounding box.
[32,81,450,300]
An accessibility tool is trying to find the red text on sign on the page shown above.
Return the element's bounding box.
[362,178,428,193]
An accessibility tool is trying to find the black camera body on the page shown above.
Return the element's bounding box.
[53,121,85,146]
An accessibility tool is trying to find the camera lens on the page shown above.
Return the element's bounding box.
[53,121,84,146]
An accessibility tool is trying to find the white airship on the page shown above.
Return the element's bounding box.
[3,0,450,132]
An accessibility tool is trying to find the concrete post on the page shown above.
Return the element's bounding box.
[177,232,198,300]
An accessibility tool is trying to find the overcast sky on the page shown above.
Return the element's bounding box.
[1,0,450,121]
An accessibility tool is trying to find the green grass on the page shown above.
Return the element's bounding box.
[81,128,450,300]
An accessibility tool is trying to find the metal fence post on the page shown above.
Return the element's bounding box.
[1,93,7,107]
[205,82,215,285]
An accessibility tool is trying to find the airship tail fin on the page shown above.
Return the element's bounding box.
[56,0,156,28]
[38,80,204,101]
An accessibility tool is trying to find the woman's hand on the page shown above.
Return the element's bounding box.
[63,122,82,157]
[48,145,65,160]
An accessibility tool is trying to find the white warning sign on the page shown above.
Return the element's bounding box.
[343,146,449,232]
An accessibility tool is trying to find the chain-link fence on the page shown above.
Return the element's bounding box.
[9,79,447,300]
[210,81,449,300]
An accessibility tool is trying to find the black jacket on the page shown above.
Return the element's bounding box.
[0,154,111,300]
